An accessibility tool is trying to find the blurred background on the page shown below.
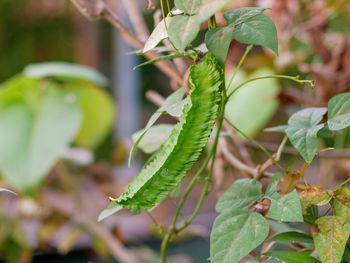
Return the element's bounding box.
[0,0,349,262]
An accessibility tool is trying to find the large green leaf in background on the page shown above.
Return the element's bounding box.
[67,83,115,149]
[23,62,109,87]
[23,62,115,149]
[225,68,281,137]
[0,77,82,193]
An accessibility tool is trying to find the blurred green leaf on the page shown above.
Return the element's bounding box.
[132,124,174,154]
[0,77,81,193]
[23,62,108,87]
[129,87,186,165]
[286,107,327,163]
[225,68,280,137]
[67,83,115,149]
[328,93,350,131]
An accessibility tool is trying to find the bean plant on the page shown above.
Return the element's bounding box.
[73,1,350,262]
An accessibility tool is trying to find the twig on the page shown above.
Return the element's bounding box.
[256,136,287,179]
[220,139,257,177]
[70,0,184,86]
[120,0,149,42]
[42,191,140,263]
[228,75,314,98]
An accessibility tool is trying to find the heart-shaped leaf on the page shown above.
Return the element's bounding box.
[265,174,303,222]
[286,107,327,163]
[168,0,231,50]
[0,77,82,193]
[215,179,263,213]
[327,93,350,131]
[23,62,108,87]
[210,210,269,263]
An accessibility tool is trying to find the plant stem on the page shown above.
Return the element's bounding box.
[227,45,253,90]
[228,75,314,98]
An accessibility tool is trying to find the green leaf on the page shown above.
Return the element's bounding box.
[265,173,303,222]
[328,93,350,131]
[143,18,170,53]
[210,210,269,263]
[223,7,267,24]
[205,8,272,62]
[168,15,201,51]
[314,216,350,263]
[267,190,303,222]
[98,202,122,222]
[23,62,108,87]
[132,124,174,154]
[271,231,313,244]
[205,27,234,64]
[174,0,202,14]
[168,0,231,50]
[267,251,321,263]
[0,81,82,193]
[265,173,283,196]
[128,87,187,165]
[225,68,281,137]
[68,83,115,149]
[286,107,327,163]
[231,14,278,54]
[215,179,263,213]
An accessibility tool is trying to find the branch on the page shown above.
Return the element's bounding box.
[70,0,184,86]
[42,191,140,263]
[220,139,258,177]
